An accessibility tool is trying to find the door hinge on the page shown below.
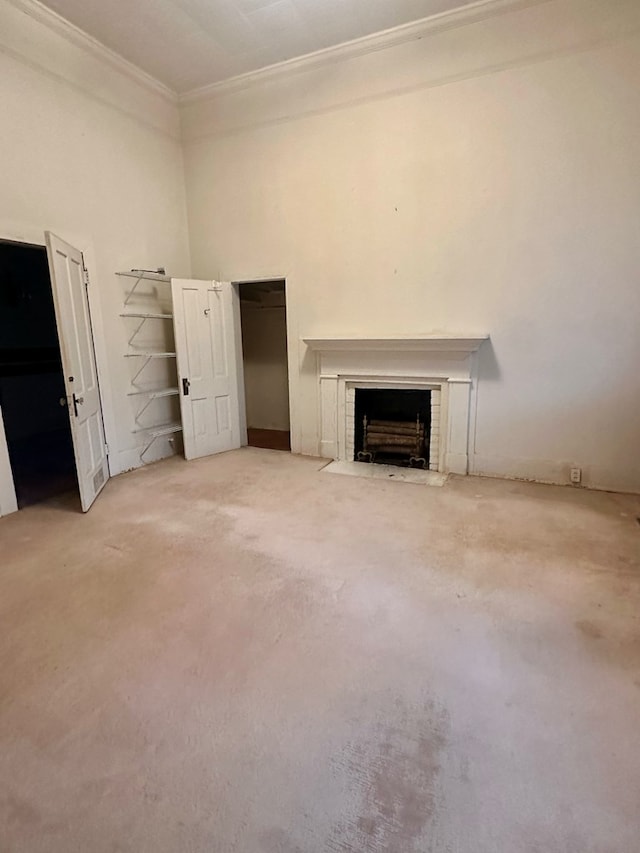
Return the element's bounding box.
[104,443,110,456]
[81,253,89,287]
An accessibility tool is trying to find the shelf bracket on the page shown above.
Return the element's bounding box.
[124,275,144,305]
[140,435,157,458]
[131,355,152,384]
[134,396,154,423]
[128,317,146,346]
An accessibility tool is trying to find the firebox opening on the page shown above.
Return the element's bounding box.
[354,388,431,469]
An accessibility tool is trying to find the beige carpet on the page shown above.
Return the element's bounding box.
[1,448,639,852]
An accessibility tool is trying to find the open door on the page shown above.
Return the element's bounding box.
[45,232,109,511]
[172,279,241,460]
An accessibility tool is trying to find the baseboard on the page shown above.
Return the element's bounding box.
[445,452,469,475]
[471,453,640,495]
[319,439,337,459]
[111,441,179,477]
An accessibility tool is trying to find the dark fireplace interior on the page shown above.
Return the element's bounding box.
[354,388,431,468]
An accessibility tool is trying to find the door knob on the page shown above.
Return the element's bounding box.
[72,393,84,417]
[59,397,67,407]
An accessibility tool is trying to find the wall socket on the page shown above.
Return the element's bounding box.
[570,467,582,484]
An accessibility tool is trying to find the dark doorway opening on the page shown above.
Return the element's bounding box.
[354,388,431,468]
[238,280,290,452]
[0,241,77,508]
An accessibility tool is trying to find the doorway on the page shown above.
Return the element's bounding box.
[0,240,78,508]
[238,280,290,451]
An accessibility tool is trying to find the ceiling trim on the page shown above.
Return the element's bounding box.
[180,0,552,103]
[5,0,178,102]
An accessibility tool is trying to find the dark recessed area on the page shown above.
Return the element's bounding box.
[354,387,431,468]
[0,241,77,507]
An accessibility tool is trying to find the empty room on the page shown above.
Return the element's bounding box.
[1,0,639,850]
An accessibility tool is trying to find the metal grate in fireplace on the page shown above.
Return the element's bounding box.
[354,388,431,469]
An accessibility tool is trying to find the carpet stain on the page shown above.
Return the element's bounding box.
[328,701,448,852]
[2,794,42,829]
[259,827,303,852]
[576,619,603,640]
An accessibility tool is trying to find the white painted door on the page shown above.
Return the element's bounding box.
[171,279,241,460]
[46,232,109,511]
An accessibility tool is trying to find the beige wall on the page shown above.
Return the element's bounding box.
[182,0,640,492]
[0,0,191,502]
[1,0,639,504]
[240,304,290,432]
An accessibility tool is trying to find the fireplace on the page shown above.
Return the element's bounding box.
[303,335,488,475]
[354,388,431,468]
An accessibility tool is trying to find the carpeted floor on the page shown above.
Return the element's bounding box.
[1,448,639,852]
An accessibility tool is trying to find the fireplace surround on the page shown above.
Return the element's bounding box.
[303,336,488,474]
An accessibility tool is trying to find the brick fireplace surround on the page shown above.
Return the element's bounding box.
[304,336,488,475]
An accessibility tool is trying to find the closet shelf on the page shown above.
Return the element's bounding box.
[124,351,176,358]
[127,387,179,398]
[133,422,182,436]
[120,312,173,319]
[118,267,181,459]
[118,270,172,304]
[116,270,171,282]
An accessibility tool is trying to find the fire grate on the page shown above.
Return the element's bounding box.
[357,415,427,469]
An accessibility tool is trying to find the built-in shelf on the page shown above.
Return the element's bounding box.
[120,312,173,319]
[133,422,182,436]
[135,422,183,458]
[124,352,176,358]
[116,270,171,283]
[118,270,172,305]
[127,387,179,398]
[118,267,181,459]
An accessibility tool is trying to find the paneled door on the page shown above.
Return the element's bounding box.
[172,279,241,460]
[46,232,109,511]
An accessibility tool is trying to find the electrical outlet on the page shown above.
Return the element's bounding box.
[570,467,582,484]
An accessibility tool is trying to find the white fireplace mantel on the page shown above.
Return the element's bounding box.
[304,335,488,358]
[304,334,489,474]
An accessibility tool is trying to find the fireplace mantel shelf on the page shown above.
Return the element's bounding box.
[303,335,489,355]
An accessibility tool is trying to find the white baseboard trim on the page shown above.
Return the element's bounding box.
[111,443,179,477]
[319,439,337,459]
[470,453,640,495]
[445,452,469,475]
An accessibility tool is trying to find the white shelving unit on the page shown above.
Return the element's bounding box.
[131,421,183,456]
[117,270,182,459]
[121,312,174,319]
[127,387,179,398]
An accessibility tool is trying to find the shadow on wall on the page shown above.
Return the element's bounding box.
[476,338,500,382]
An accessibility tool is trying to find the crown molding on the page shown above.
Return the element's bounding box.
[5,0,177,103]
[181,0,551,104]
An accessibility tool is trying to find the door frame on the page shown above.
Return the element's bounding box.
[231,282,248,447]
[0,226,114,517]
[232,278,292,448]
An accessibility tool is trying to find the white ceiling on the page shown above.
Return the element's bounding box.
[37,0,476,94]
